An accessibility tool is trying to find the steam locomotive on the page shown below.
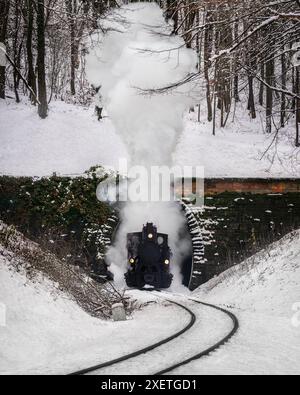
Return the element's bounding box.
[125,223,173,289]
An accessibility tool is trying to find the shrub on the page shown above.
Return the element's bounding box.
[0,168,119,279]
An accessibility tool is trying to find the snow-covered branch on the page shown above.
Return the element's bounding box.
[0,45,40,104]
[210,16,280,63]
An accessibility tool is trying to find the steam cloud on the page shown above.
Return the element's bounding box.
[86,2,197,290]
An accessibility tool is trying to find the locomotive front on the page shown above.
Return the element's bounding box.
[125,223,173,289]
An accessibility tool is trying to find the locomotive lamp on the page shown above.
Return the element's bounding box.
[148,233,153,239]
[129,258,135,264]
[164,259,170,265]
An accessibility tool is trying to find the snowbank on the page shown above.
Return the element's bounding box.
[174,110,300,178]
[0,99,128,177]
[196,230,300,315]
[186,230,300,375]
[1,98,299,178]
[0,253,189,375]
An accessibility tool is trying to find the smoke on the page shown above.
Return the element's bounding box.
[86,2,197,290]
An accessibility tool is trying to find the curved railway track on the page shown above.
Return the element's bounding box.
[68,296,239,376]
[68,299,196,376]
[154,298,239,375]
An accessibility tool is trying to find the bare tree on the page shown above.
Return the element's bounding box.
[24,0,37,104]
[0,0,10,99]
[37,0,48,118]
[296,64,300,146]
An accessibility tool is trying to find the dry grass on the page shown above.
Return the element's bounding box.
[0,220,134,319]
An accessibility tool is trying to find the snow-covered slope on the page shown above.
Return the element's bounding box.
[1,228,299,375]
[197,230,300,315]
[0,98,299,178]
[174,109,300,178]
[0,99,128,177]
[185,230,300,375]
[0,253,189,375]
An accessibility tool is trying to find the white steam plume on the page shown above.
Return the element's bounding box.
[86,2,197,290]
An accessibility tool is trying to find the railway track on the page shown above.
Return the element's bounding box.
[153,298,239,375]
[68,299,196,376]
[68,295,239,376]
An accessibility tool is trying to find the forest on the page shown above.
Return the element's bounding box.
[0,0,300,143]
[1,1,300,376]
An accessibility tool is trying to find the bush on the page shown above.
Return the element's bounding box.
[0,168,119,279]
[0,220,131,319]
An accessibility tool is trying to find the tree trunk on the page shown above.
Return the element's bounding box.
[244,21,256,119]
[216,5,232,123]
[92,0,106,29]
[248,75,256,119]
[212,66,217,135]
[213,89,217,136]
[259,63,265,106]
[292,56,296,113]
[266,54,274,133]
[166,0,178,33]
[70,34,76,96]
[296,66,300,147]
[37,0,48,118]
[0,0,10,99]
[233,21,240,102]
[280,51,286,128]
[204,11,213,122]
[65,0,76,96]
[234,72,239,103]
[65,0,89,96]
[26,0,37,104]
[13,1,22,103]
[184,3,197,48]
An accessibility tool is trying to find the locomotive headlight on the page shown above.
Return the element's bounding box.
[129,258,135,264]
[148,233,153,239]
[164,259,170,265]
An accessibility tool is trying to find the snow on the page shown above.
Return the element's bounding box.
[0,254,190,375]
[86,1,196,168]
[1,230,300,374]
[1,98,299,178]
[181,230,300,375]
[89,294,233,375]
[0,99,128,177]
[0,0,299,377]
[85,1,197,288]
[210,15,280,63]
[174,109,300,178]
[0,249,233,376]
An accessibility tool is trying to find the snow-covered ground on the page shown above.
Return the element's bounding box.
[0,250,232,376]
[184,230,300,375]
[176,110,300,178]
[1,230,299,375]
[0,99,128,177]
[1,94,299,375]
[0,254,191,375]
[0,98,299,178]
